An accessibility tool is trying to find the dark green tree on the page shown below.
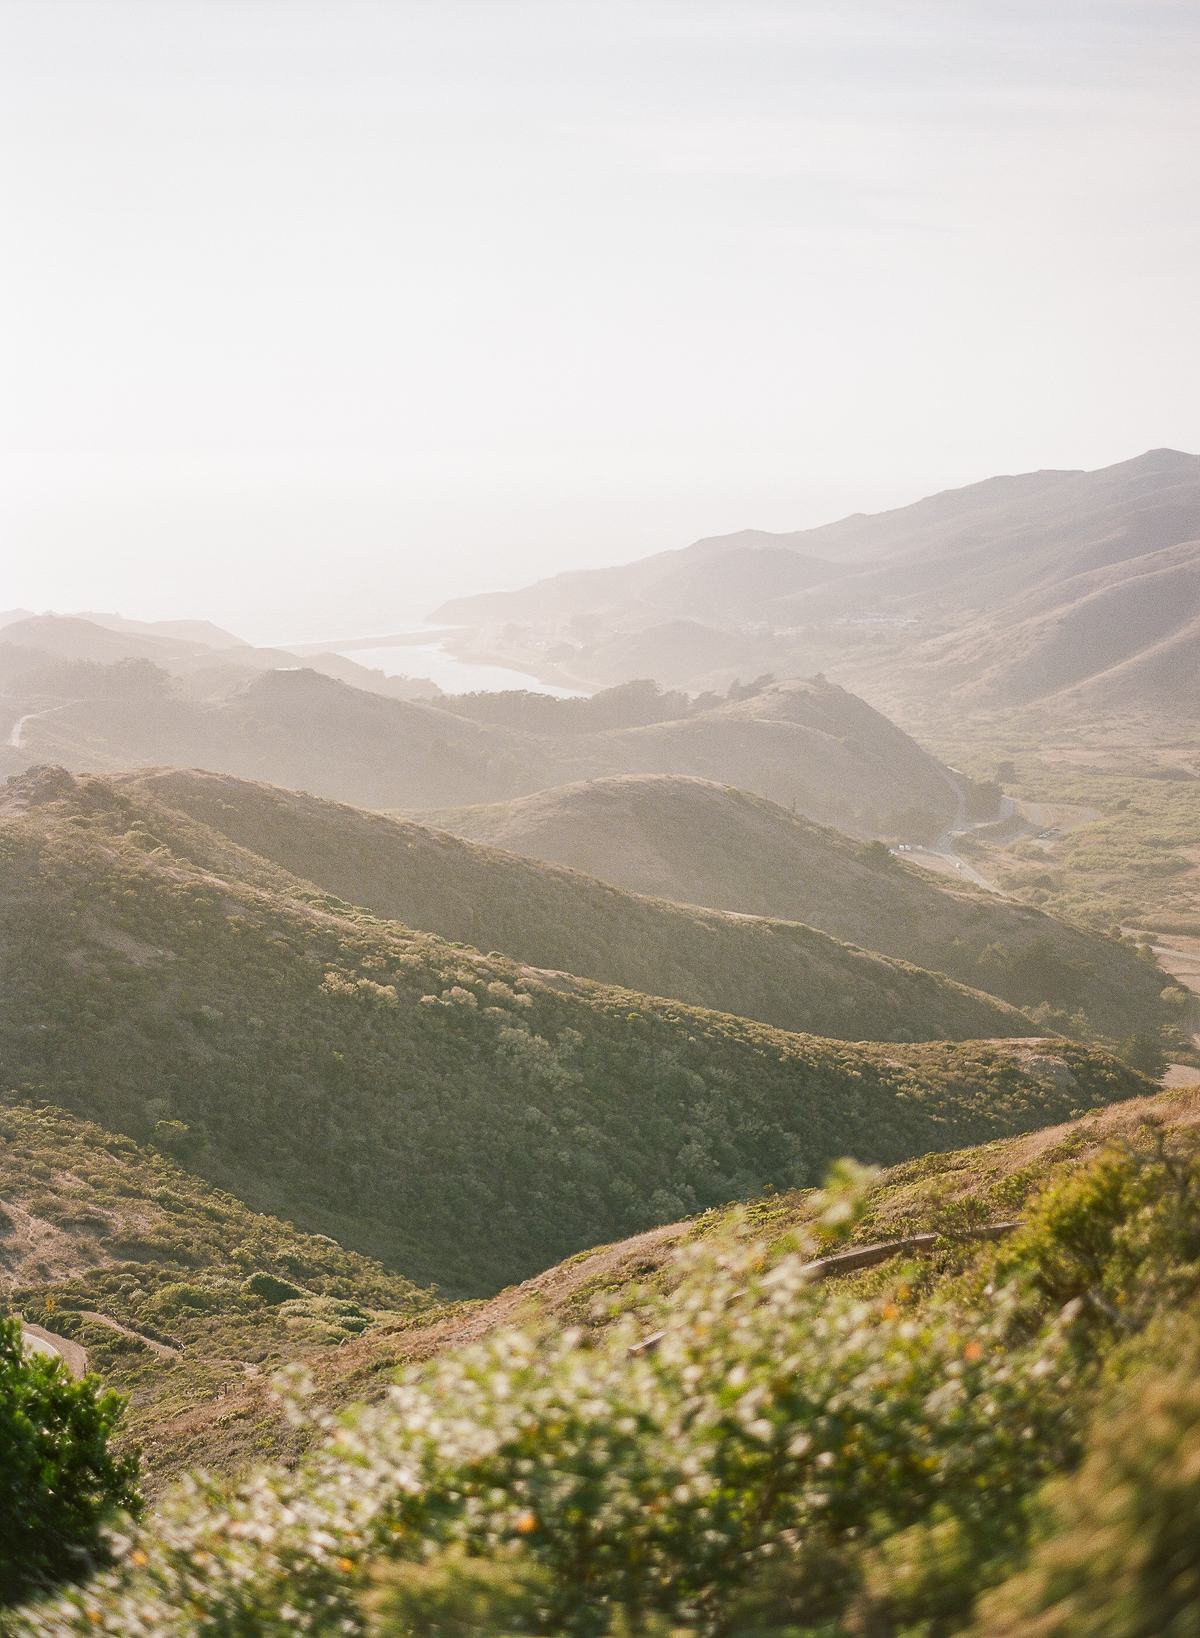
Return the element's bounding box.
[0,1316,141,1607]
[1119,1030,1167,1078]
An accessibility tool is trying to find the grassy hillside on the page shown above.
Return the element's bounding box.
[902,715,1200,958]
[420,774,1174,1044]
[593,675,962,833]
[0,1099,437,1490]
[10,668,963,838]
[890,533,1200,714]
[0,766,1149,1295]
[8,1075,1196,1497]
[295,1080,1200,1420]
[2,666,536,805]
[117,767,1033,1046]
[19,1082,1200,1638]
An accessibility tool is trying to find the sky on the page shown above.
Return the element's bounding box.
[1,0,1198,645]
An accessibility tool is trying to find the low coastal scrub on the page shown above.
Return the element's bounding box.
[15,1123,1200,1637]
[0,1101,435,1490]
[0,771,1149,1293]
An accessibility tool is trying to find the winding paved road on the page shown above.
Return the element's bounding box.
[20,1322,87,1378]
[7,702,72,749]
[930,766,1005,894]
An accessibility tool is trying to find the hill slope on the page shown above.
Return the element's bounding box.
[111,767,1033,1048]
[422,774,1171,1041]
[0,766,1148,1294]
[10,670,962,836]
[436,448,1200,628]
[431,449,1200,714]
[38,1080,1196,1488]
[0,1099,436,1489]
[0,613,441,728]
[436,453,1200,627]
[908,533,1200,712]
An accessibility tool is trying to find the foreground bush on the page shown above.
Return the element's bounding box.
[17,1132,1200,1636]
[0,1317,141,1609]
[976,1355,1200,1638]
[15,1252,1077,1634]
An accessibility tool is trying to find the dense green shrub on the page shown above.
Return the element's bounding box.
[990,1119,1200,1338]
[244,1272,308,1305]
[14,1186,1077,1636]
[1117,1031,1168,1077]
[0,1318,141,1608]
[367,1550,556,1637]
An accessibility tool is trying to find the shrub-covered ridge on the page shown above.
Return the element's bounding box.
[0,768,1149,1294]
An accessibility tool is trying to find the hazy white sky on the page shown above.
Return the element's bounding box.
[1,0,1198,643]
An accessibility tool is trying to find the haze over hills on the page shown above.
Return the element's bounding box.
[3,663,971,837]
[0,612,442,705]
[920,533,1200,713]
[12,448,1196,719]
[433,449,1200,715]
[118,766,1036,1047]
[0,764,1150,1293]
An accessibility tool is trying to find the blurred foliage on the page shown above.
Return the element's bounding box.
[976,1339,1200,1638]
[17,1130,1200,1637]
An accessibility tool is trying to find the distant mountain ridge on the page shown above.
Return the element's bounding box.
[432,449,1200,714]
[0,612,443,706]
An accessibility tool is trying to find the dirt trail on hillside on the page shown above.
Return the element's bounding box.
[1018,801,1102,837]
[1151,933,1200,1002]
[1148,931,1200,1068]
[78,1310,181,1361]
[6,702,74,749]
[380,1222,688,1358]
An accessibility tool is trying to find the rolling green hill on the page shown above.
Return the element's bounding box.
[0,765,1148,1294]
[418,774,1175,1043]
[115,766,1033,1047]
[8,668,965,838]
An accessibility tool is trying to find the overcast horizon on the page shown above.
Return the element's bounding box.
[2,1,1198,647]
